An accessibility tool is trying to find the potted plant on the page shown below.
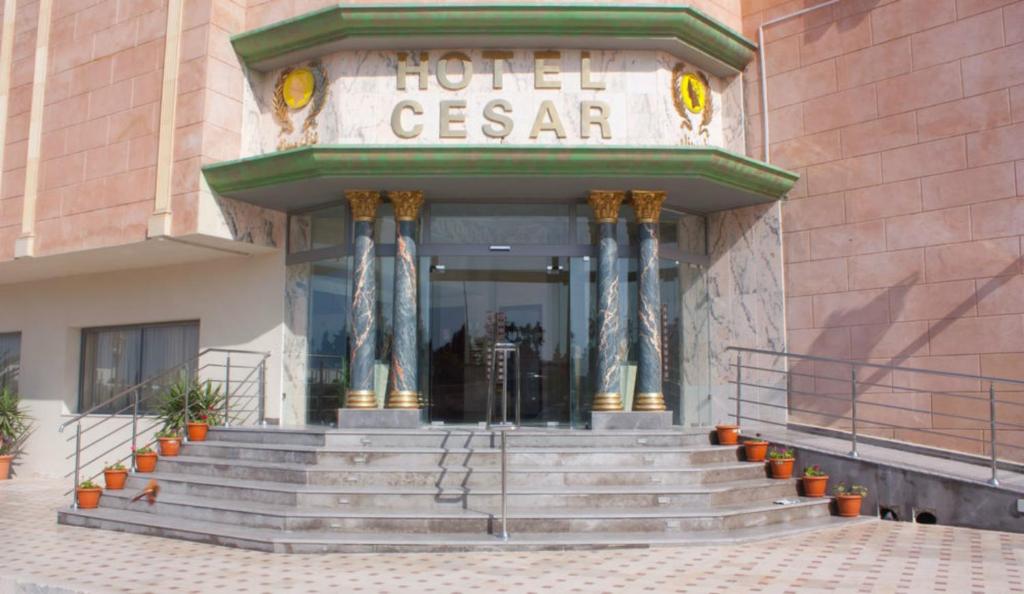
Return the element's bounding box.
[156,429,181,457]
[0,386,31,480]
[187,415,210,442]
[743,435,769,462]
[157,378,223,443]
[767,446,795,479]
[76,479,102,509]
[833,483,868,517]
[134,445,157,473]
[715,423,739,445]
[802,464,829,497]
[103,461,128,490]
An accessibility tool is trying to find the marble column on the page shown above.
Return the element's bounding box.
[386,190,424,409]
[630,190,667,412]
[344,190,382,409]
[588,190,626,412]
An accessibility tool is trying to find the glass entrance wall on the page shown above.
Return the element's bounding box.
[286,202,711,427]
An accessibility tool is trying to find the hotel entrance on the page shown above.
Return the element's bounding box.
[288,200,715,429]
[425,255,571,426]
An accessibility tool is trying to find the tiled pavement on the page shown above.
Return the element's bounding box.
[1,480,1022,594]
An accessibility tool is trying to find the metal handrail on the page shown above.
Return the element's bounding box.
[727,346,1023,486]
[58,348,270,508]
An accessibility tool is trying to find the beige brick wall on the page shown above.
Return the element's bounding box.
[743,0,1024,459]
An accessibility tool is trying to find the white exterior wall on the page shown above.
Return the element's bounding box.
[0,251,287,479]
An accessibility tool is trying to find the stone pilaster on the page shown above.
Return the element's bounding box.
[344,190,382,409]
[630,190,667,412]
[588,190,626,412]
[386,190,424,409]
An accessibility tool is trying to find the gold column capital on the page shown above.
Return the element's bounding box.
[345,190,382,222]
[587,190,626,223]
[388,190,425,222]
[629,190,667,224]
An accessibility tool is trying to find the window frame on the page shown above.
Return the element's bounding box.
[0,331,21,393]
[77,320,200,414]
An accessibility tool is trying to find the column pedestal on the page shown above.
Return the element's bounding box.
[592,411,672,430]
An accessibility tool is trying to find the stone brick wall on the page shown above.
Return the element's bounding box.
[742,0,1024,458]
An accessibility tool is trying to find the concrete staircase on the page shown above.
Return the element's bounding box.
[57,426,865,552]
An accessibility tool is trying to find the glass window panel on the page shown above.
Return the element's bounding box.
[306,258,351,425]
[0,332,20,394]
[311,206,348,250]
[375,203,396,244]
[79,322,198,414]
[430,204,570,244]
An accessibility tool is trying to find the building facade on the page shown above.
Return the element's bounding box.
[0,0,1021,477]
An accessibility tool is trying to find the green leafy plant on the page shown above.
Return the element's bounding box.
[766,446,794,460]
[0,387,31,457]
[104,461,126,471]
[134,445,154,455]
[156,378,224,432]
[155,429,180,439]
[803,464,827,477]
[833,482,868,497]
[78,479,99,489]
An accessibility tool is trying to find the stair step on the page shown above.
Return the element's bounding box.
[58,506,873,553]
[93,488,830,533]
[121,473,799,509]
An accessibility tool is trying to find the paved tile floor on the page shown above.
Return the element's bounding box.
[1,480,1022,594]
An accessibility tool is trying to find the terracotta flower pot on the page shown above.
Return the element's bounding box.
[715,424,739,445]
[158,437,181,457]
[0,454,12,480]
[743,440,769,462]
[769,457,795,479]
[187,422,209,442]
[803,475,829,497]
[76,487,102,509]
[103,469,128,490]
[135,451,157,473]
[836,494,864,517]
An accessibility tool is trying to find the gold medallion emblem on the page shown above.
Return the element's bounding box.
[679,72,706,114]
[672,63,715,143]
[272,60,330,150]
[282,68,315,110]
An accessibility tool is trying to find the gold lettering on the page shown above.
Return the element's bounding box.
[581,101,611,139]
[530,100,566,139]
[580,51,606,90]
[437,51,472,91]
[396,51,429,91]
[482,50,513,90]
[534,51,561,90]
[391,100,423,138]
[440,100,467,138]
[483,99,513,138]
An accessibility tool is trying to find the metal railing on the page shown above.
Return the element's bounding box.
[58,348,270,507]
[727,346,1024,486]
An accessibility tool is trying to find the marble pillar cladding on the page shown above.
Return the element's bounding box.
[595,221,623,410]
[387,219,419,408]
[346,217,379,408]
[634,221,665,411]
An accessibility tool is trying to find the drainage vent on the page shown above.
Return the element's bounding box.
[879,507,900,522]
[915,511,937,524]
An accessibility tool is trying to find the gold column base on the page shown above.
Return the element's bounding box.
[386,390,420,409]
[345,389,378,409]
[592,392,623,412]
[633,392,666,412]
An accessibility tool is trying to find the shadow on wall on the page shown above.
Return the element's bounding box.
[790,260,1023,457]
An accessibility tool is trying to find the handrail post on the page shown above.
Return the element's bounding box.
[183,378,190,443]
[224,354,232,427]
[130,390,139,471]
[735,352,742,426]
[989,382,999,486]
[849,366,859,458]
[72,424,81,509]
[500,428,510,541]
[259,357,267,427]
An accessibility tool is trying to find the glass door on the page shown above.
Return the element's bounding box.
[426,255,570,426]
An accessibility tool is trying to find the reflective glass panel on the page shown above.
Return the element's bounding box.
[429,204,570,244]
